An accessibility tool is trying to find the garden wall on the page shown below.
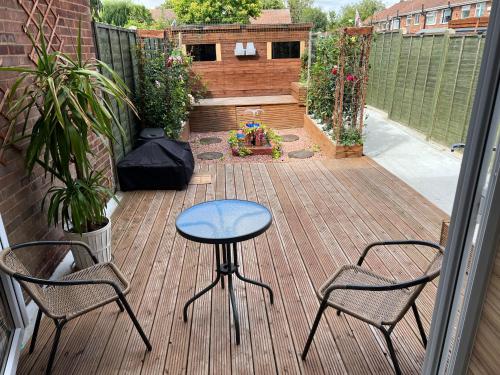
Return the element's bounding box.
[0,0,113,278]
[367,31,486,146]
[169,24,311,98]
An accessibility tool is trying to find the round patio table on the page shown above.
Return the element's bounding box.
[176,199,274,345]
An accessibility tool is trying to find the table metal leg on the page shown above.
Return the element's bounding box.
[220,243,226,289]
[183,245,222,322]
[232,243,274,304]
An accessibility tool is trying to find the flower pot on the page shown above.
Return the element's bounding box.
[65,218,112,269]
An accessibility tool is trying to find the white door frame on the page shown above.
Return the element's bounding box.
[0,216,28,375]
[423,2,500,373]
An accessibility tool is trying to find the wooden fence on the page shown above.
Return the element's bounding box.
[367,31,485,146]
[92,22,139,163]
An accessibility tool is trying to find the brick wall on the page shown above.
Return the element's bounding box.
[0,0,113,277]
[373,1,492,34]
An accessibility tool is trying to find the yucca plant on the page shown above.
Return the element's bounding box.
[1,24,136,234]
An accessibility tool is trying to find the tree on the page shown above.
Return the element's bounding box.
[261,0,285,9]
[331,0,385,28]
[300,7,328,31]
[288,0,313,22]
[90,0,103,19]
[171,0,262,24]
[100,0,153,27]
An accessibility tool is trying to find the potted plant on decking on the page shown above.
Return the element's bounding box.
[1,26,135,268]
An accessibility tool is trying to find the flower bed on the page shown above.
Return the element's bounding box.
[228,120,283,159]
[303,113,363,159]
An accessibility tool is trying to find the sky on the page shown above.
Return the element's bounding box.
[135,0,399,13]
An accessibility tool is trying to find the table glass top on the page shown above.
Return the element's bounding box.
[175,199,272,243]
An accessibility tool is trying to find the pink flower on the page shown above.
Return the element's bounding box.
[346,74,356,82]
[331,65,338,75]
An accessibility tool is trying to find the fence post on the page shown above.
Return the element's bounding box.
[388,31,403,119]
[428,31,451,141]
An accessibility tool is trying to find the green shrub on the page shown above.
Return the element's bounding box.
[137,49,205,139]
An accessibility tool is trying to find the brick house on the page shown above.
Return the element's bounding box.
[369,0,493,33]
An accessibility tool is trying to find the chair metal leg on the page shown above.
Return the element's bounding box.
[412,303,427,348]
[29,309,42,354]
[116,300,125,312]
[381,327,402,375]
[45,319,66,375]
[118,295,152,351]
[302,300,328,360]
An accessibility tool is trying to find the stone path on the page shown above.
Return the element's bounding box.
[197,151,223,160]
[288,149,313,159]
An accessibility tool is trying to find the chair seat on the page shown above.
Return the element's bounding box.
[43,263,129,320]
[318,265,413,326]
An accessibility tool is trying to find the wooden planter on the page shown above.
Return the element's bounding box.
[291,82,307,106]
[303,113,363,159]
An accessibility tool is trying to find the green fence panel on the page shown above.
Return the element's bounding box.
[367,31,485,147]
[92,22,139,164]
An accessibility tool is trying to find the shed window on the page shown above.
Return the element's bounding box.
[186,44,216,62]
[271,41,300,59]
[414,14,420,25]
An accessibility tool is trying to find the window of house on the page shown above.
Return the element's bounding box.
[414,13,420,25]
[406,15,412,26]
[441,8,452,23]
[461,5,471,18]
[391,18,400,30]
[426,11,437,25]
[271,41,300,59]
[476,2,486,17]
[186,44,217,62]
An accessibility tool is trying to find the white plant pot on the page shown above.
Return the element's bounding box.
[65,218,112,269]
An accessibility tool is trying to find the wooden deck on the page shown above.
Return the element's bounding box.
[19,158,447,374]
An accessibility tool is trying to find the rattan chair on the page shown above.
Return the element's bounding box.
[0,240,152,375]
[302,240,443,374]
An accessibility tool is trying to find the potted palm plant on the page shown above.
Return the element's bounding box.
[1,25,135,269]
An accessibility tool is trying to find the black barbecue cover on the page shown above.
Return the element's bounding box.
[117,138,194,191]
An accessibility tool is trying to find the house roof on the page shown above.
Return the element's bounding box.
[149,8,293,25]
[250,9,292,24]
[150,7,176,22]
[369,0,483,22]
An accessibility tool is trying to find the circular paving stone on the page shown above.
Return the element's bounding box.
[288,149,314,159]
[281,134,300,142]
[199,137,222,145]
[197,152,223,160]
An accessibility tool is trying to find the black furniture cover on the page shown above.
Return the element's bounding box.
[117,138,194,191]
[136,128,166,148]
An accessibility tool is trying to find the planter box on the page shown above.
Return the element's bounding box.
[291,82,307,107]
[303,113,363,159]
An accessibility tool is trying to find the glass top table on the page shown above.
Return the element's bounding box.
[176,199,274,345]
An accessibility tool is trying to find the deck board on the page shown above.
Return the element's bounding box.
[19,158,447,374]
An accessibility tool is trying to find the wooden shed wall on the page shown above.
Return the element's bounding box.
[174,28,310,98]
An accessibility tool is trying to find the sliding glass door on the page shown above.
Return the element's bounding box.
[0,217,28,374]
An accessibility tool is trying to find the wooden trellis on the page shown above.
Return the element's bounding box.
[332,26,373,141]
[17,0,64,63]
[0,0,64,165]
